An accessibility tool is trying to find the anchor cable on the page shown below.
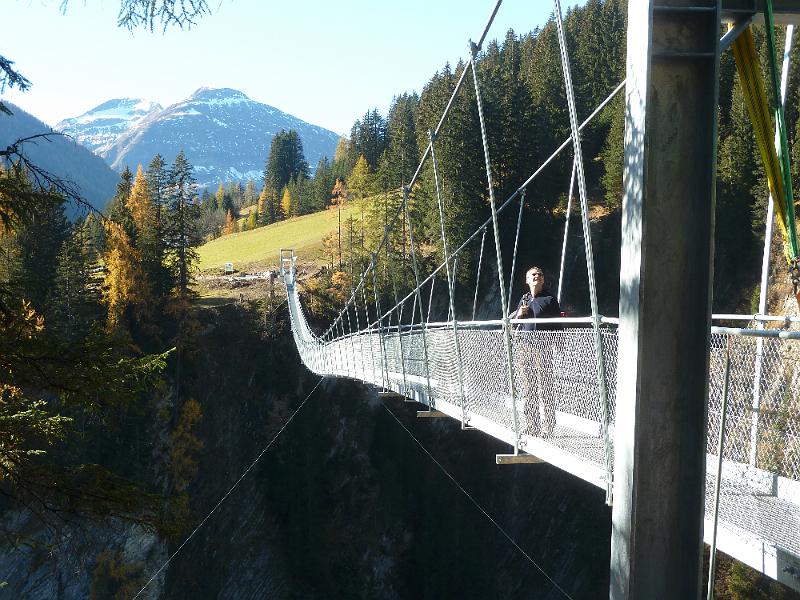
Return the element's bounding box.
[381,400,576,600]
[132,376,325,599]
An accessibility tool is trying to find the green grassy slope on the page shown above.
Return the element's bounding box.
[197,204,359,272]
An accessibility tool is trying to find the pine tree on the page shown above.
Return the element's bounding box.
[47,225,101,339]
[263,129,309,197]
[14,197,70,313]
[214,182,226,211]
[600,95,625,207]
[378,93,419,190]
[128,164,170,316]
[350,109,387,170]
[332,137,356,181]
[83,212,105,256]
[106,167,136,240]
[127,165,154,240]
[349,155,372,202]
[243,178,258,208]
[145,154,168,227]
[164,151,200,297]
[311,157,335,213]
[257,186,270,225]
[331,178,348,268]
[225,180,242,213]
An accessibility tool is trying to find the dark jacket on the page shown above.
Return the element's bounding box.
[516,288,561,331]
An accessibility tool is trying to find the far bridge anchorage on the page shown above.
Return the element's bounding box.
[281,2,800,599]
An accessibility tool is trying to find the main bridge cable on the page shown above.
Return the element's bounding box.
[330,68,636,354]
[367,78,626,329]
[309,22,744,336]
[131,376,326,600]
[322,0,504,345]
[380,399,576,600]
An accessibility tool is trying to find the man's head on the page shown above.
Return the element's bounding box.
[525,266,545,295]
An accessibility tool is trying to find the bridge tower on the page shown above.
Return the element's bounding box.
[613,2,800,599]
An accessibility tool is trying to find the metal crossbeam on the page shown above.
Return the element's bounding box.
[496,453,544,465]
[722,0,800,23]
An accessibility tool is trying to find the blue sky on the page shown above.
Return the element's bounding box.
[1,0,580,135]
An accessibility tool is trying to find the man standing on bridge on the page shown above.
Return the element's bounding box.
[513,266,561,436]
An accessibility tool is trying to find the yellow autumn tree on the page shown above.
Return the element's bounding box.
[257,186,269,225]
[222,209,236,235]
[348,155,371,202]
[102,221,145,331]
[246,209,258,231]
[169,398,204,493]
[215,181,226,210]
[126,165,153,236]
[280,187,292,219]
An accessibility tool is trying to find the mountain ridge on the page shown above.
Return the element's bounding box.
[59,87,340,189]
[56,98,162,155]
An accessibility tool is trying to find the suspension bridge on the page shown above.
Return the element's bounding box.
[281,1,800,598]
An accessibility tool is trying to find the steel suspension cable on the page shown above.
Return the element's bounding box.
[427,276,436,324]
[388,246,409,395]
[351,286,366,380]
[345,303,356,379]
[430,128,469,423]
[507,189,526,316]
[554,0,613,503]
[403,187,434,402]
[557,159,577,303]
[361,283,379,384]
[470,41,521,452]
[371,256,389,388]
[473,228,488,321]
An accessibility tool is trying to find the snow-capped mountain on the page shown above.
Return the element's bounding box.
[80,88,340,188]
[56,98,162,155]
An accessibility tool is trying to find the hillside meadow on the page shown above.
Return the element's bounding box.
[198,204,360,273]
